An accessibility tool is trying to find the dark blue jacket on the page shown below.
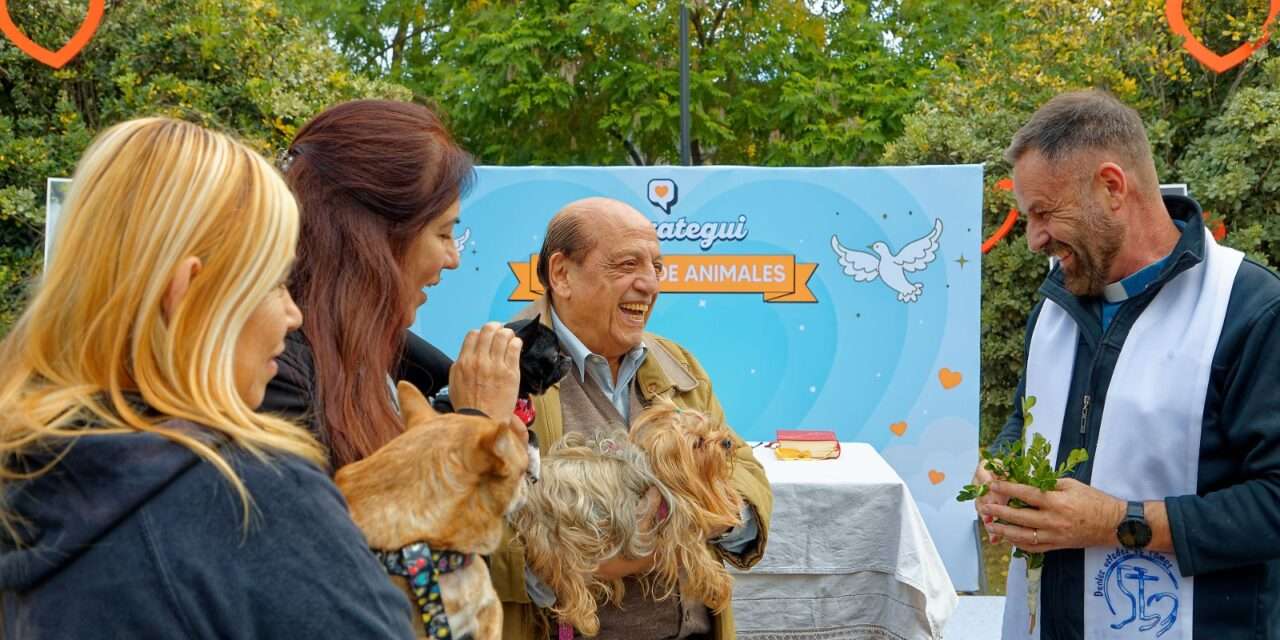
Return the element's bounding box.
[995,196,1280,639]
[0,421,416,639]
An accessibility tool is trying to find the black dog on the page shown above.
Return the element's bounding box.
[506,314,572,400]
[432,314,569,411]
[432,315,568,482]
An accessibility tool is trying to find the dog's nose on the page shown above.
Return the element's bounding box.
[720,438,733,451]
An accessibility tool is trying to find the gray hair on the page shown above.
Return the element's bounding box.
[1005,89,1154,182]
[536,205,595,298]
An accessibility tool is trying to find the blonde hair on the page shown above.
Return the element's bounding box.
[629,397,742,612]
[0,118,325,537]
[512,429,671,636]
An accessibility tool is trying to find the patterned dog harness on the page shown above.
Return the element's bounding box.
[376,543,474,638]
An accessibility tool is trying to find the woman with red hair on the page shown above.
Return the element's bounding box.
[263,100,522,469]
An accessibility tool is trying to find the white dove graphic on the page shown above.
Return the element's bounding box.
[830,218,943,303]
[454,227,471,254]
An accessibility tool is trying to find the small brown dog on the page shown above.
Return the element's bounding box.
[335,381,529,640]
[510,430,669,637]
[629,399,743,614]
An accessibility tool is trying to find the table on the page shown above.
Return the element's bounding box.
[730,443,957,640]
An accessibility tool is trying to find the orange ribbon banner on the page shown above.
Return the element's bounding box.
[509,254,818,303]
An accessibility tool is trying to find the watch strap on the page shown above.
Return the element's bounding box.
[1126,500,1146,522]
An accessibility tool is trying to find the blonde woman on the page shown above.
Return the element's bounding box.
[0,119,416,638]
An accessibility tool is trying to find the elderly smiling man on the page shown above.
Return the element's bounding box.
[492,197,772,640]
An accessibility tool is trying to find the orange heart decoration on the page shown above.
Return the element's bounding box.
[1203,211,1227,241]
[890,421,908,437]
[0,0,104,69]
[938,368,963,390]
[1166,0,1280,74]
[654,185,669,198]
[982,178,1020,254]
[928,470,946,485]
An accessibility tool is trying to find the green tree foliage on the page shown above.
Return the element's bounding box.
[1179,57,1280,268]
[287,0,987,166]
[884,0,1277,444]
[0,0,407,331]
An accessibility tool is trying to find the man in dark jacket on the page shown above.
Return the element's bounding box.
[974,89,1280,639]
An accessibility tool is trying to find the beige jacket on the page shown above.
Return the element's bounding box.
[493,298,772,639]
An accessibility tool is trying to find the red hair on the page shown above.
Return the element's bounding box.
[284,100,473,467]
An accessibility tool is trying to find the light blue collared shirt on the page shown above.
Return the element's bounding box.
[1098,219,1186,331]
[550,307,648,422]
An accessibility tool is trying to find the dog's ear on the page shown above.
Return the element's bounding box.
[505,316,537,340]
[396,380,438,425]
[471,419,525,478]
[468,421,503,474]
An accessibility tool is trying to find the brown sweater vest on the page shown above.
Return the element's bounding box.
[556,362,711,640]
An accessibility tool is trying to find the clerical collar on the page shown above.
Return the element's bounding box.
[1100,220,1186,303]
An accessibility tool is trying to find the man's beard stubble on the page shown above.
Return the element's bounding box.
[1048,204,1124,298]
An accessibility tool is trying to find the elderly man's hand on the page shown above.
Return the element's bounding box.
[449,321,521,420]
[980,478,1126,553]
[593,553,657,581]
[593,486,665,580]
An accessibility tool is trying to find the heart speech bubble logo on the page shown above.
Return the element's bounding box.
[1165,0,1280,73]
[1,0,104,69]
[647,178,679,215]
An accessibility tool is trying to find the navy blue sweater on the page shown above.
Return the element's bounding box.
[995,196,1280,639]
[0,422,415,639]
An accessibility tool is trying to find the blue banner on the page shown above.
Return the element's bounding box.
[414,165,985,589]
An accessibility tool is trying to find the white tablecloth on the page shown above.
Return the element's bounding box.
[731,443,957,639]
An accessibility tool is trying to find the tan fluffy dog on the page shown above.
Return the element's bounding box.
[510,430,670,637]
[629,400,743,613]
[335,381,529,640]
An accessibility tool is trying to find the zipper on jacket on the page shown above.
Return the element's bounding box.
[1078,303,1127,440]
[1079,394,1090,436]
[1075,333,1108,451]
[1074,313,1110,467]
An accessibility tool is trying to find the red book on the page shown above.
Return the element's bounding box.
[776,429,837,442]
[775,430,840,459]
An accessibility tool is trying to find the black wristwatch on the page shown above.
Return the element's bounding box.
[1116,500,1152,550]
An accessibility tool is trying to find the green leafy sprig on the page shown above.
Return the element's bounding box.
[956,396,1089,567]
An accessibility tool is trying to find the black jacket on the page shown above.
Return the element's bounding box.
[261,330,452,464]
[0,421,415,639]
[995,196,1280,639]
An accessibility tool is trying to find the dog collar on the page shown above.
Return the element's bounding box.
[514,397,536,426]
[376,542,474,638]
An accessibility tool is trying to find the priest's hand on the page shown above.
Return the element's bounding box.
[979,478,1125,553]
[972,462,1012,544]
